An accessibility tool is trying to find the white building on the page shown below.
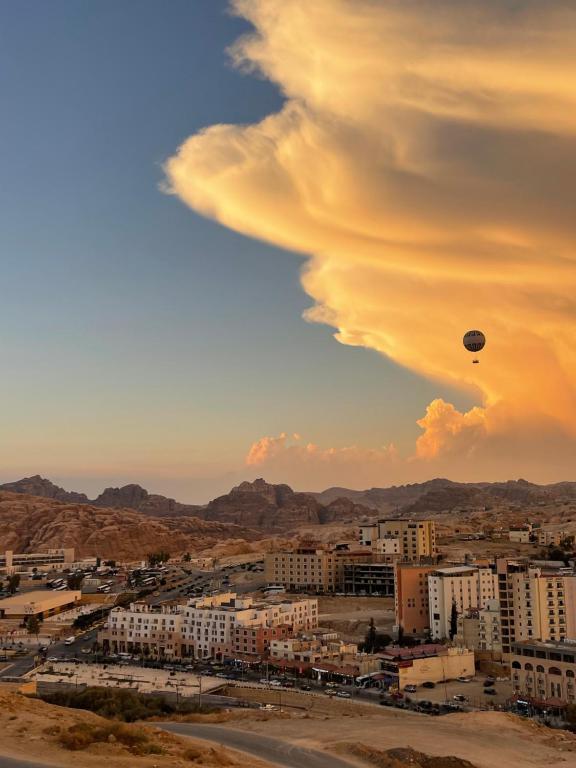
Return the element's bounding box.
[428,565,498,639]
[99,592,318,660]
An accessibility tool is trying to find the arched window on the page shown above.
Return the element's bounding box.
[512,661,521,669]
[536,665,545,673]
[525,663,533,671]
[549,667,562,676]
[566,670,574,678]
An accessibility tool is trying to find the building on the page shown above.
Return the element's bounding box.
[496,559,529,658]
[0,548,86,575]
[428,565,497,639]
[394,563,435,636]
[343,562,395,596]
[378,645,475,689]
[264,547,374,593]
[456,599,502,659]
[231,624,291,659]
[509,528,532,544]
[511,639,576,706]
[360,520,436,561]
[512,568,576,644]
[99,592,318,660]
[537,530,569,548]
[0,590,82,620]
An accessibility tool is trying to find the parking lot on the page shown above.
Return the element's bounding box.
[398,675,512,709]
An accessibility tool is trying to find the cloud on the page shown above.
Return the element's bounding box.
[165,0,576,479]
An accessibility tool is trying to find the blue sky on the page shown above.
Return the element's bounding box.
[0,0,475,500]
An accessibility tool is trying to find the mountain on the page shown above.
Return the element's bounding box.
[0,491,258,561]
[0,477,200,518]
[0,475,89,504]
[197,478,371,530]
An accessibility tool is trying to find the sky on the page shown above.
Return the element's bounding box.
[1,0,575,502]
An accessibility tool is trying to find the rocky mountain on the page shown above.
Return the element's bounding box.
[0,491,258,561]
[0,475,89,504]
[197,478,369,530]
[0,477,200,518]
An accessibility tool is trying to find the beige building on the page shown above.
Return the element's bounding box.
[0,590,81,620]
[511,640,576,705]
[360,520,436,561]
[509,528,531,544]
[394,563,435,636]
[378,645,475,688]
[264,548,373,593]
[428,565,498,639]
[511,568,576,644]
[0,548,79,575]
[270,633,358,663]
[537,530,569,547]
[456,599,502,659]
[99,592,318,660]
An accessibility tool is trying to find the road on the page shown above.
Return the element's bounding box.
[156,722,357,768]
[0,758,55,768]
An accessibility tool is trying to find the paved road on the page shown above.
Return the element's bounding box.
[0,758,55,768]
[156,722,356,768]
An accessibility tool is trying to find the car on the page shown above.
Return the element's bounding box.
[47,656,60,662]
[270,679,282,686]
[484,688,497,695]
[259,678,269,685]
[404,684,418,693]
[457,676,472,683]
[81,648,91,654]
[336,691,351,698]
[422,681,436,689]
[281,680,295,688]
[300,684,312,691]
[453,694,468,702]
[483,678,496,686]
[325,689,337,696]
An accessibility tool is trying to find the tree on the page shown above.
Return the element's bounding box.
[449,599,459,641]
[183,553,192,563]
[26,615,41,643]
[147,552,170,567]
[7,574,20,595]
[365,617,377,654]
[67,573,84,590]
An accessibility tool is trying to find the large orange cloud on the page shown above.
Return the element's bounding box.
[165,0,576,481]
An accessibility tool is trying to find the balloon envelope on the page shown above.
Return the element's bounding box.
[463,330,485,352]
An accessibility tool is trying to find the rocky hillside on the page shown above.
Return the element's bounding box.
[197,478,373,530]
[0,491,258,561]
[0,476,200,517]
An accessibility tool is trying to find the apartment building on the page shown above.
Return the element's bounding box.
[512,568,576,644]
[99,592,318,660]
[537,530,569,547]
[360,520,436,561]
[428,565,497,639]
[231,624,291,659]
[343,562,395,596]
[264,547,373,593]
[456,599,502,658]
[509,528,531,544]
[511,639,576,705]
[496,559,529,657]
[394,563,435,636]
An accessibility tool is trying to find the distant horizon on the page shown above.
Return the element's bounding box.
[2,471,575,507]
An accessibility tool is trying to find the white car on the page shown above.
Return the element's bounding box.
[457,676,472,683]
[336,691,351,698]
[404,684,418,693]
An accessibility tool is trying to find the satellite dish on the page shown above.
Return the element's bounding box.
[463,330,485,364]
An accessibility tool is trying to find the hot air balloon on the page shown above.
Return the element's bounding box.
[463,330,485,364]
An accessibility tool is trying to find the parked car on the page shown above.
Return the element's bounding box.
[453,694,468,702]
[422,681,436,689]
[483,678,496,686]
[336,691,351,698]
[457,676,472,683]
[484,688,497,695]
[325,689,337,696]
[404,684,418,693]
[300,684,312,691]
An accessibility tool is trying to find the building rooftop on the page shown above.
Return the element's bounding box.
[432,566,477,576]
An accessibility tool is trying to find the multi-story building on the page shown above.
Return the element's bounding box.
[511,639,576,705]
[512,568,576,644]
[264,547,374,593]
[99,592,318,660]
[0,548,97,575]
[232,624,291,659]
[537,530,569,548]
[428,565,497,639]
[360,520,436,561]
[342,562,395,596]
[456,599,502,658]
[394,563,435,636]
[496,559,529,658]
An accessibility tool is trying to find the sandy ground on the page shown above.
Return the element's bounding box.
[0,685,273,768]
[225,706,576,768]
[317,596,395,641]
